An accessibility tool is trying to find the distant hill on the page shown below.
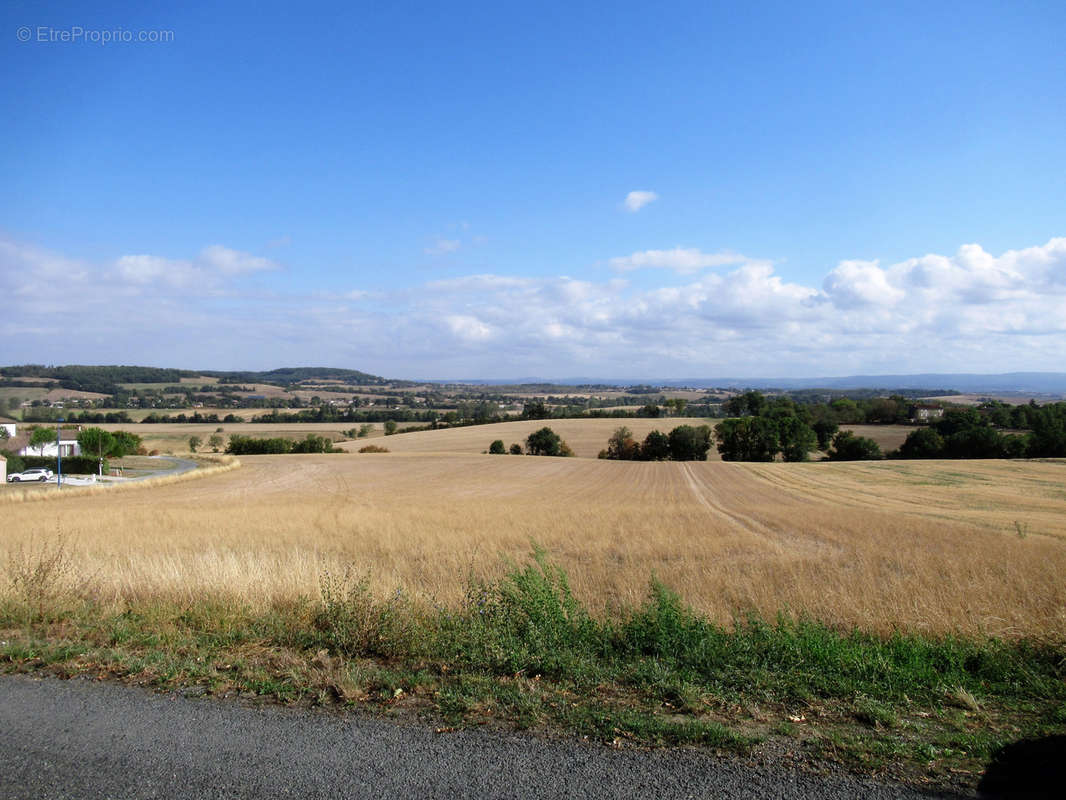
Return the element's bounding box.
[199,367,391,386]
[0,365,393,393]
[439,373,1066,394]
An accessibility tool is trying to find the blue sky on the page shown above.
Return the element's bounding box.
[2,1,1064,379]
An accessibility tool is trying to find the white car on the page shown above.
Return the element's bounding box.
[7,468,54,482]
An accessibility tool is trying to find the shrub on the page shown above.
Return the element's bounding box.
[669,424,713,461]
[488,440,506,454]
[17,455,102,474]
[896,427,945,459]
[314,570,413,658]
[641,430,671,461]
[828,431,882,460]
[604,426,640,460]
[1,451,25,473]
[358,444,389,453]
[526,427,563,456]
[509,443,522,455]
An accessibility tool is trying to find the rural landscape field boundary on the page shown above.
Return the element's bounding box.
[0,455,241,506]
[1,544,1062,795]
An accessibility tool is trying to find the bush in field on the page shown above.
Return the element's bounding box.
[225,434,336,455]
[641,430,671,461]
[714,417,778,461]
[777,416,818,462]
[509,443,523,455]
[828,431,882,461]
[668,424,713,461]
[896,427,945,459]
[605,426,640,460]
[188,435,202,453]
[488,440,506,454]
[526,427,565,456]
[384,420,398,435]
[110,430,142,457]
[358,444,389,453]
[290,434,335,453]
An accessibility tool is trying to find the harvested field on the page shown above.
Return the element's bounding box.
[356,418,718,459]
[837,424,918,453]
[4,453,1064,640]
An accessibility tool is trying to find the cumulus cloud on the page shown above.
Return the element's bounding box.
[610,247,762,274]
[3,233,1066,377]
[823,260,906,308]
[199,245,279,274]
[623,190,658,212]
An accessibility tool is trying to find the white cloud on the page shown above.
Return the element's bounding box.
[3,234,1066,377]
[198,245,279,274]
[610,247,761,274]
[623,190,658,212]
[823,259,906,308]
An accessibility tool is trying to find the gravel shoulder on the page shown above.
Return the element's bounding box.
[0,674,966,800]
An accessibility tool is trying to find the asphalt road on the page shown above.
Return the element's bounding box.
[0,675,965,800]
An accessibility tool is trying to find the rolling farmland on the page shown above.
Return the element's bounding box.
[4,450,1064,640]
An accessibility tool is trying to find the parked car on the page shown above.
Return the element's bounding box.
[7,468,54,482]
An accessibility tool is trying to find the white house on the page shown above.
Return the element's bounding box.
[27,431,81,458]
[3,428,81,458]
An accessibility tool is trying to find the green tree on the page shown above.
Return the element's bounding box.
[208,434,224,453]
[77,427,115,473]
[668,424,712,461]
[384,420,398,435]
[896,428,944,459]
[488,439,506,454]
[188,435,202,453]
[933,408,984,437]
[605,426,640,460]
[29,426,53,455]
[943,427,1006,459]
[1027,406,1066,457]
[525,426,563,456]
[777,416,817,462]
[724,390,767,417]
[509,442,523,455]
[640,430,671,461]
[110,430,142,457]
[811,418,839,450]
[829,397,864,424]
[522,401,551,420]
[828,431,882,460]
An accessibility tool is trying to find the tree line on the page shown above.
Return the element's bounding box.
[597,425,713,462]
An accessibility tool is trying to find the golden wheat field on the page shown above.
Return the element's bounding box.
[3,445,1065,640]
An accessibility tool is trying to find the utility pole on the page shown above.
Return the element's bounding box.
[56,417,64,488]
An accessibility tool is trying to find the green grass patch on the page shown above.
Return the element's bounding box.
[0,548,1063,792]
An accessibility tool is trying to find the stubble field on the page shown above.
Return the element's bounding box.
[4,449,1064,640]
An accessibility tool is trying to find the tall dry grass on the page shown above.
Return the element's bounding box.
[2,452,1064,640]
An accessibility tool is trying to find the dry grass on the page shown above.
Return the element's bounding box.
[837,424,919,453]
[0,456,240,506]
[2,450,1064,641]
